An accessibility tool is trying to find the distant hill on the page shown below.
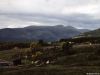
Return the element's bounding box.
[78,28,100,37]
[78,29,90,33]
[0,25,89,41]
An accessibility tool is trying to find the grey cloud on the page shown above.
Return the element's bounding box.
[0,13,99,29]
[0,0,100,29]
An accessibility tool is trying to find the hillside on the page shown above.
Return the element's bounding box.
[82,28,100,37]
[79,29,100,37]
[0,39,100,75]
[0,25,89,41]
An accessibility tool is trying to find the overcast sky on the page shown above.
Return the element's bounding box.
[0,0,100,29]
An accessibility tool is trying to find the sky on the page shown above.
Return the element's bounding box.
[0,0,100,29]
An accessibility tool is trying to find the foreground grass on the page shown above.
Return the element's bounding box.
[0,44,100,75]
[0,48,30,61]
[1,65,100,75]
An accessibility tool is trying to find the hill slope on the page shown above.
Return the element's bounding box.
[0,25,89,41]
[79,28,100,37]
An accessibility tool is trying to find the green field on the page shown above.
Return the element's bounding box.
[0,42,100,75]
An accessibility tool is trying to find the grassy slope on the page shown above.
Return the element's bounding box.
[1,66,100,75]
[0,44,100,75]
[0,48,30,61]
[83,29,100,37]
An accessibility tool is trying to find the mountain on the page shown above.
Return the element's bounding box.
[0,25,89,41]
[79,28,100,37]
[78,29,90,33]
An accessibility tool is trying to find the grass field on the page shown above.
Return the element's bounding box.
[1,65,100,75]
[0,44,100,75]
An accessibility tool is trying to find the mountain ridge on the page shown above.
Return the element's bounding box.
[80,28,100,37]
[0,25,89,41]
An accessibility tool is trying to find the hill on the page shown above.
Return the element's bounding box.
[0,25,89,41]
[78,28,100,37]
[0,39,100,75]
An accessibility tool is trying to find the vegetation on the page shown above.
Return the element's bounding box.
[0,37,100,75]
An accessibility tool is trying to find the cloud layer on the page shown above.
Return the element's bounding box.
[0,0,100,29]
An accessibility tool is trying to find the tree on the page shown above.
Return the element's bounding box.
[61,42,73,54]
[30,41,43,53]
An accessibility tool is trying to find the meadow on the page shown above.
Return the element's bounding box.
[0,37,100,75]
